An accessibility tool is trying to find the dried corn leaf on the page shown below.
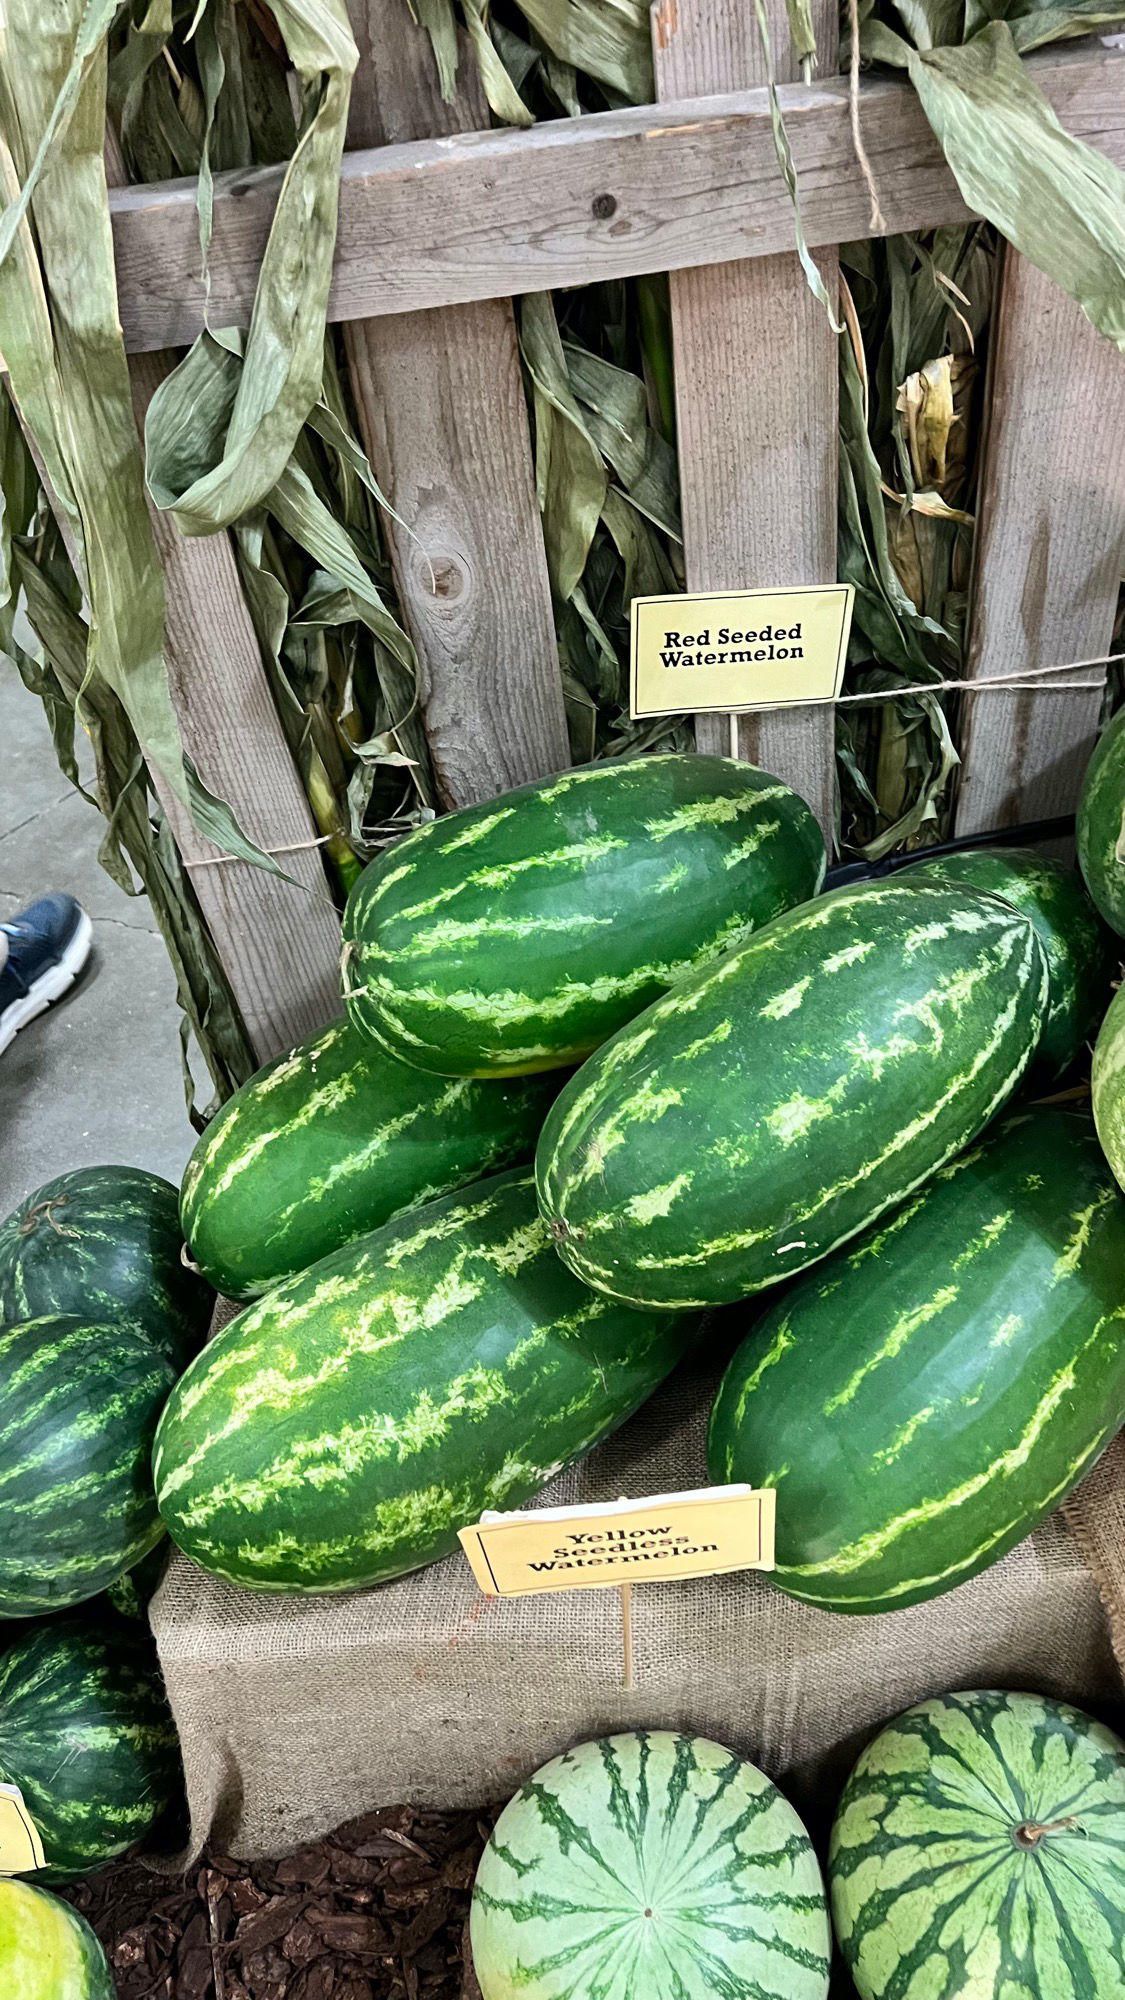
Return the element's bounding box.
[908,22,1125,350]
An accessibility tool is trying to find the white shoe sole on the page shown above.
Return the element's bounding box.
[0,909,94,1057]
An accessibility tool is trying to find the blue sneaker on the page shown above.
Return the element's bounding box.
[0,894,93,1056]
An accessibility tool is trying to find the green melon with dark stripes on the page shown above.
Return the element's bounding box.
[709,1105,1125,1613]
[0,1615,181,1882]
[1091,981,1125,1195]
[907,847,1112,1081]
[0,1316,173,1618]
[537,879,1048,1310]
[470,1730,831,2000]
[0,1880,114,2000]
[830,1689,1125,1998]
[154,1169,693,1594]
[342,754,826,1078]
[181,1016,559,1300]
[1078,703,1125,935]
[0,1166,213,1368]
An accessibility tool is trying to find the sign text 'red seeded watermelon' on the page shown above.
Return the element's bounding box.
[342,754,825,1077]
[537,880,1048,1309]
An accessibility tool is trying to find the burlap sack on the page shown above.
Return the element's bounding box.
[151,1352,1125,1862]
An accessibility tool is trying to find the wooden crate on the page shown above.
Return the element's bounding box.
[105,9,1125,1061]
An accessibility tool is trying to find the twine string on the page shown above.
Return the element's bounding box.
[182,650,1121,869]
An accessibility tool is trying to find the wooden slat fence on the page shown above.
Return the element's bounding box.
[103,17,1125,1055]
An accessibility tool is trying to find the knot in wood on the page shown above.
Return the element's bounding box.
[424,554,467,603]
[592,192,617,220]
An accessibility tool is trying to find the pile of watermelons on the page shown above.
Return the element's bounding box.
[7,720,1125,1993]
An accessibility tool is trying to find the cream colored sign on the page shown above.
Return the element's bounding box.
[458,1485,775,1597]
[0,1784,46,1875]
[630,585,854,718]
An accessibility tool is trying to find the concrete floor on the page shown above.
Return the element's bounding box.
[0,668,197,1215]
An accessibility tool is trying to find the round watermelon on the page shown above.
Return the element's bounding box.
[0,1879,113,2000]
[471,1731,831,2000]
[0,1315,174,1618]
[0,1165,213,1368]
[1078,704,1125,935]
[831,1689,1125,1998]
[709,1105,1125,1613]
[343,753,826,1077]
[0,1615,181,1881]
[908,846,1112,1081]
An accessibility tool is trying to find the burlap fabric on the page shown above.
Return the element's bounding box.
[150,1346,1125,1862]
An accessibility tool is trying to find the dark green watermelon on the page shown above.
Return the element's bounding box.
[710,1105,1125,1612]
[0,1166,212,1368]
[0,1615,181,1881]
[0,1315,173,1618]
[907,846,1112,1081]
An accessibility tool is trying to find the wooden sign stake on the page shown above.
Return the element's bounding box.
[620,1580,635,1690]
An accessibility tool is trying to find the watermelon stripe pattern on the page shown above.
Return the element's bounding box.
[0,1616,181,1881]
[537,880,1048,1309]
[1092,982,1125,1194]
[343,755,825,1077]
[470,1731,831,2000]
[709,1107,1125,1612]
[1078,704,1125,934]
[908,847,1112,1082]
[0,1316,173,1617]
[830,1690,1125,1999]
[0,1166,212,1368]
[155,1170,693,1594]
[180,1017,558,1299]
[0,1879,114,2000]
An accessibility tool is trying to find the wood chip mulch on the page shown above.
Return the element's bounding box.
[62,1806,494,2000]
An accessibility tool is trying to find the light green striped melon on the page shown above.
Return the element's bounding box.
[0,1879,113,2000]
[343,753,826,1077]
[471,1731,831,2000]
[831,1689,1125,1999]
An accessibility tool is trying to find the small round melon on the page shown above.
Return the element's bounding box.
[471,1730,831,2000]
[0,1878,113,2000]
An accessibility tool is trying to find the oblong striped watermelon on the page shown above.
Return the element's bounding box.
[181,1016,558,1300]
[537,879,1047,1310]
[830,1689,1125,1998]
[0,1880,113,2000]
[0,1615,181,1881]
[471,1731,831,2000]
[908,846,1112,1081]
[342,754,826,1078]
[0,1316,173,1618]
[709,1105,1125,1612]
[1078,704,1125,934]
[0,1166,212,1368]
[1092,981,1125,1193]
[154,1170,693,1594]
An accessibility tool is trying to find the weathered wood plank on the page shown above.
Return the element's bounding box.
[653,0,838,839]
[129,352,343,1060]
[956,253,1125,835]
[341,0,568,807]
[108,47,1125,353]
